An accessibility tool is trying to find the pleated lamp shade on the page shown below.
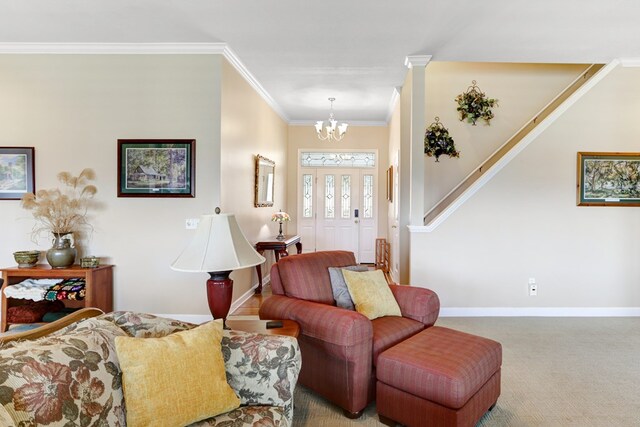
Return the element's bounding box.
[171,213,265,273]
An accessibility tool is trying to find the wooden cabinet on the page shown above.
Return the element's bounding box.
[0,264,113,332]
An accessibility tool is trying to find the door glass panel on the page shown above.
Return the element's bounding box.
[303,174,313,218]
[325,175,335,218]
[341,175,351,218]
[301,152,375,168]
[363,174,373,219]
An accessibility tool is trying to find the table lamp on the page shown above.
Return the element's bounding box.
[170,212,265,324]
[271,210,291,240]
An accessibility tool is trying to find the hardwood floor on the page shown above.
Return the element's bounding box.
[230,285,272,317]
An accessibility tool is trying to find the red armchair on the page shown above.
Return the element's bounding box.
[258,250,440,417]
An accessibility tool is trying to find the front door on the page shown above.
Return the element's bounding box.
[298,167,377,263]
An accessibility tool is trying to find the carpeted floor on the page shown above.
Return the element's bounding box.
[292,317,640,426]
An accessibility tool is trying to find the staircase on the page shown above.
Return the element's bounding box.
[423,63,607,228]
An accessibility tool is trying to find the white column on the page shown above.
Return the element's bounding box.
[404,55,430,226]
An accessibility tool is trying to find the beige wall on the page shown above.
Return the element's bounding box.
[220,59,288,300]
[287,125,389,246]
[0,54,223,315]
[424,62,586,212]
[411,65,640,311]
[387,97,401,280]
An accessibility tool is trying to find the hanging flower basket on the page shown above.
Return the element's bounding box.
[424,117,459,162]
[455,80,498,126]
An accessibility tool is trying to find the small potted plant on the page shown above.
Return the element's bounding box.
[424,117,460,162]
[21,169,97,268]
[455,80,498,126]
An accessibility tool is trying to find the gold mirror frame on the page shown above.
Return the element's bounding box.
[255,155,275,207]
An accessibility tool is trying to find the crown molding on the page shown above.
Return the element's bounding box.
[385,87,401,123]
[404,54,432,68]
[219,45,289,121]
[619,57,640,67]
[0,42,290,122]
[289,120,387,127]
[0,42,229,54]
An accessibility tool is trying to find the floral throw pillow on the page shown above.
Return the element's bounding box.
[0,319,128,426]
[221,329,301,424]
[98,311,196,338]
[188,405,288,427]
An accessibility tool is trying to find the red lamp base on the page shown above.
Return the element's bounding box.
[206,271,233,324]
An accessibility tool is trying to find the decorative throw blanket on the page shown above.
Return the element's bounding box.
[44,278,86,301]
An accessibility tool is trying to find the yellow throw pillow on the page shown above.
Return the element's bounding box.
[343,269,402,320]
[115,319,240,427]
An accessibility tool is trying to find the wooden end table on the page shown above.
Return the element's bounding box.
[254,235,302,294]
[225,319,300,338]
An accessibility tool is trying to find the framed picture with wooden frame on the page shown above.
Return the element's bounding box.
[577,152,640,206]
[0,147,35,200]
[386,166,393,202]
[117,139,195,198]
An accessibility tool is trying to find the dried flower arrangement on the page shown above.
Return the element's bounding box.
[21,168,97,242]
[424,117,460,162]
[455,80,498,125]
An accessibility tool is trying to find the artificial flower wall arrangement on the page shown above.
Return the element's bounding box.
[21,168,97,242]
[455,80,498,126]
[424,117,460,162]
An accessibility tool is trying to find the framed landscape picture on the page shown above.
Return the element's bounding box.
[117,139,195,198]
[577,152,640,206]
[0,147,35,200]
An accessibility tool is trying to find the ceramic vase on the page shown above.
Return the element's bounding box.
[46,232,77,268]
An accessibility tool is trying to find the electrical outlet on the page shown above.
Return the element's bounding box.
[185,218,199,229]
[529,284,537,296]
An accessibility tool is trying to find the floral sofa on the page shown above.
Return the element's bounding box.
[0,311,301,427]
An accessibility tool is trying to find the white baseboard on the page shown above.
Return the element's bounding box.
[440,307,640,317]
[153,274,269,324]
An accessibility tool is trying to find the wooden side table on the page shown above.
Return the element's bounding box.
[0,264,113,332]
[254,235,302,294]
[226,319,300,338]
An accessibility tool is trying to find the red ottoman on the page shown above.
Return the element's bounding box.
[376,326,502,427]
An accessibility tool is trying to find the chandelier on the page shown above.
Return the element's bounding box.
[315,97,348,141]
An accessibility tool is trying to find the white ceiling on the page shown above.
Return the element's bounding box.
[2,0,640,123]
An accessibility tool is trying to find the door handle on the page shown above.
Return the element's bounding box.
[391,225,398,228]
[355,219,360,224]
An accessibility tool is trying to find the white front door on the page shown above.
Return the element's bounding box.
[298,167,377,263]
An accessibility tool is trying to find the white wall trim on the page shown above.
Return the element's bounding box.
[0,42,290,122]
[412,59,621,234]
[0,42,228,54]
[404,55,432,68]
[153,274,267,324]
[440,306,640,317]
[619,57,640,67]
[289,120,387,127]
[161,305,640,323]
[220,45,289,122]
[384,87,401,123]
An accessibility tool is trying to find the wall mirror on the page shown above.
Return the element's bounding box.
[255,155,275,207]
